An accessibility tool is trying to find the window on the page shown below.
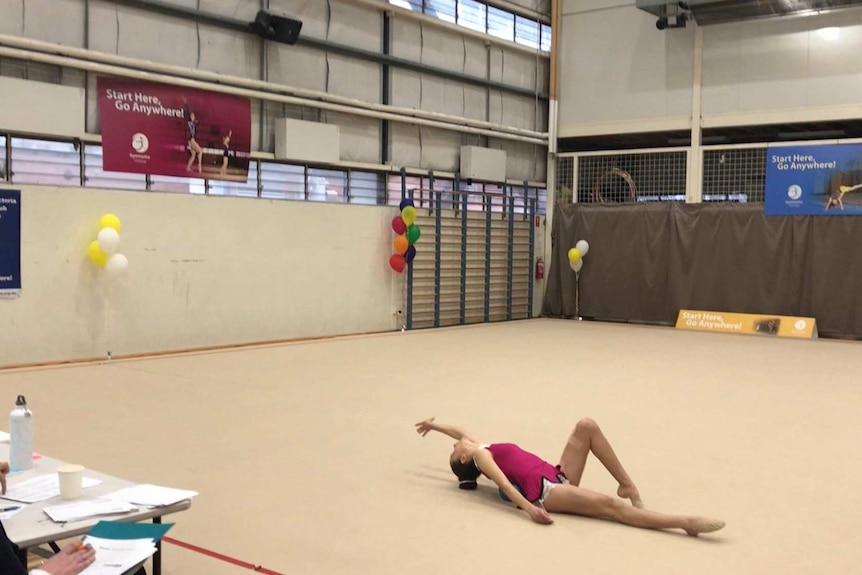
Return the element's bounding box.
[485,183,506,212]
[457,0,486,32]
[487,6,515,42]
[515,16,540,50]
[460,180,485,211]
[10,138,80,186]
[209,161,259,198]
[83,145,146,191]
[388,0,549,51]
[307,168,347,203]
[389,0,422,10]
[387,174,422,206]
[507,185,526,215]
[426,0,456,24]
[537,187,547,214]
[150,174,206,194]
[541,24,552,52]
[260,162,305,200]
[0,135,6,181]
[349,171,384,205]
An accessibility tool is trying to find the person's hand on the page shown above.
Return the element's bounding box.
[0,461,9,495]
[525,505,554,525]
[38,542,96,575]
[414,417,437,437]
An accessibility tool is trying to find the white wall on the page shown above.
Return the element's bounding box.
[0,185,403,367]
[557,0,862,137]
[701,10,862,125]
[558,0,694,137]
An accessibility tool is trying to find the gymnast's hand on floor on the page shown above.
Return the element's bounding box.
[525,504,554,525]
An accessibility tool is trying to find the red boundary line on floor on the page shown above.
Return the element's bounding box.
[162,536,284,575]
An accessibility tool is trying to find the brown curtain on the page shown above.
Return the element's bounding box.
[543,202,862,338]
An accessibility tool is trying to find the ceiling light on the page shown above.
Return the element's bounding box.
[817,27,840,41]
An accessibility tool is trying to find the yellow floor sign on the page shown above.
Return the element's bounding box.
[676,309,817,339]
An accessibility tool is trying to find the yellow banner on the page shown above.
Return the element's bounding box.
[676,310,817,339]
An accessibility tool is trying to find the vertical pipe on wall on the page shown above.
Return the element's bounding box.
[458,174,467,325]
[431,171,441,328]
[541,0,562,316]
[381,10,391,165]
[506,183,514,321]
[688,24,704,203]
[400,168,414,330]
[528,196,536,319]
[484,195,491,323]
[407,184,415,330]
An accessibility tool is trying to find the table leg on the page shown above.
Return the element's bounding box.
[153,516,162,575]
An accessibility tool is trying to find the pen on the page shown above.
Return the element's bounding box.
[0,505,21,512]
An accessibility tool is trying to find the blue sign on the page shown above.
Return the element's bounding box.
[765,144,862,215]
[0,189,21,298]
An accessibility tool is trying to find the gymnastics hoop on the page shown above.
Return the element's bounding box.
[592,168,637,203]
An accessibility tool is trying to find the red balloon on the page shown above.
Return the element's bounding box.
[392,216,407,235]
[389,254,406,273]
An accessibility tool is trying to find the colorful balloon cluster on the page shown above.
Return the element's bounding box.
[567,239,590,273]
[87,213,129,277]
[389,199,421,273]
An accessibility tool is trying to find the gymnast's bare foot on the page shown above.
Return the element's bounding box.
[617,484,644,508]
[685,517,726,537]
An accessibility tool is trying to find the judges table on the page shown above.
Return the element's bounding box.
[0,445,191,575]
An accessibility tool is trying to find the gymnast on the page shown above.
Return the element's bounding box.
[415,416,725,535]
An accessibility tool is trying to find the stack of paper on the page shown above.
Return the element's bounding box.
[79,536,158,575]
[79,521,174,575]
[43,499,138,523]
[1,474,101,503]
[106,484,198,507]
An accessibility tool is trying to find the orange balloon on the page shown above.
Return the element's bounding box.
[393,235,409,254]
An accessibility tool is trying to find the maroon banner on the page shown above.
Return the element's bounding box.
[97,77,251,182]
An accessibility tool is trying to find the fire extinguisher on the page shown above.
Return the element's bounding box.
[535,257,544,280]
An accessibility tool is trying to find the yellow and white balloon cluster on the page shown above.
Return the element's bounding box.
[567,239,590,273]
[87,213,129,277]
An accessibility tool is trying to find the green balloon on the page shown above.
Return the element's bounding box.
[406,224,421,244]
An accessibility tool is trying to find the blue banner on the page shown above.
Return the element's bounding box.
[0,189,21,298]
[765,144,862,215]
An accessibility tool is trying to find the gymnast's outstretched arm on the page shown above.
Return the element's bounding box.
[414,417,478,443]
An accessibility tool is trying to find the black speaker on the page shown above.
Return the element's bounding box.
[252,10,302,45]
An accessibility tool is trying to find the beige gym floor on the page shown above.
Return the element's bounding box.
[2,318,861,575]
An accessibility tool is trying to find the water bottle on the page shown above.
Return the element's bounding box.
[9,395,33,472]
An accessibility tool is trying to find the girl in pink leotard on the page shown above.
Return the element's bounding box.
[415,416,725,536]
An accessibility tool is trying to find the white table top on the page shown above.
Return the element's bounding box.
[0,444,191,548]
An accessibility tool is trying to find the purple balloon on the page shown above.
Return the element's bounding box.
[405,245,417,263]
[399,198,415,211]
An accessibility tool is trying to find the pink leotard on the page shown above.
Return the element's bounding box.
[481,443,563,502]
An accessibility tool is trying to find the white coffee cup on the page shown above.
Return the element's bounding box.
[57,464,85,500]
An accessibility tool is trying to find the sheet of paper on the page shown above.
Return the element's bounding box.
[1,474,102,503]
[105,484,197,507]
[0,503,26,520]
[79,536,157,575]
[43,499,138,523]
[0,430,9,443]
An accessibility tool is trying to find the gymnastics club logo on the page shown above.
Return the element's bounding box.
[787,185,802,200]
[131,133,150,154]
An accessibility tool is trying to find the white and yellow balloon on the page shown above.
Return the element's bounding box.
[568,239,590,273]
[87,214,129,277]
